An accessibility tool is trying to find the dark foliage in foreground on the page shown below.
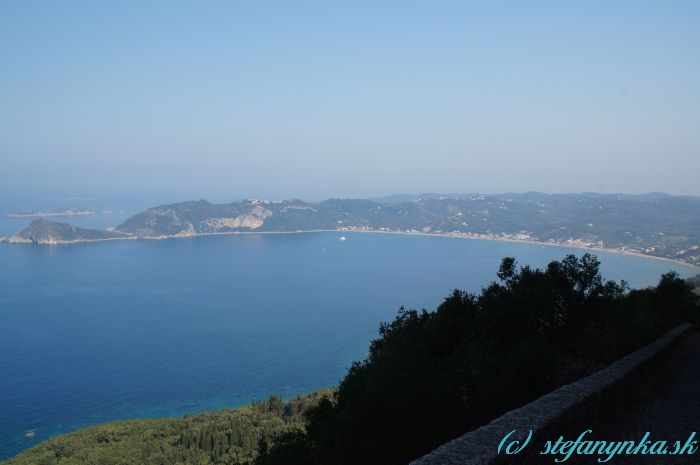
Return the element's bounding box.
[261,254,699,465]
[687,273,700,289]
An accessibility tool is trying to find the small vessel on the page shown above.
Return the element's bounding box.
[339,236,347,241]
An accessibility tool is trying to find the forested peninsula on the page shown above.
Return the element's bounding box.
[5,192,700,266]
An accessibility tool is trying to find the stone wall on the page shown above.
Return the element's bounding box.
[409,323,692,465]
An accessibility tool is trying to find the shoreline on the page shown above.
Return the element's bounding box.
[348,229,700,270]
[4,228,698,271]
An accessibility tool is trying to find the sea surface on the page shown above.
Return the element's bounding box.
[0,232,697,460]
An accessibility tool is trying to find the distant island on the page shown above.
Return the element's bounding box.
[5,192,700,266]
[6,207,95,218]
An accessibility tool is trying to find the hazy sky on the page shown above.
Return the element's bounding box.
[1,1,699,200]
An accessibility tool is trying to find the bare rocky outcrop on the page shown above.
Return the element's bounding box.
[199,207,272,231]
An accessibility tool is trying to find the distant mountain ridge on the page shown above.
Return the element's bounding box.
[6,193,700,265]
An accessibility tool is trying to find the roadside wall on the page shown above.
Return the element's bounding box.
[409,323,692,465]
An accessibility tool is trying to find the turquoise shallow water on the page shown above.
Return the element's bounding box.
[0,232,696,459]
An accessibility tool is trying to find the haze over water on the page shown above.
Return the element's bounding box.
[0,232,696,460]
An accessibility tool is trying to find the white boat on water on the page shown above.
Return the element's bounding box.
[339,236,347,241]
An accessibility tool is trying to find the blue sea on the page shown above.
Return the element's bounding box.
[0,227,697,460]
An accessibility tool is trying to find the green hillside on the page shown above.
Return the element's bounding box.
[10,193,700,265]
[3,390,332,465]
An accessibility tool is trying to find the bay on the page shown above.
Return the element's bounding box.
[0,232,696,459]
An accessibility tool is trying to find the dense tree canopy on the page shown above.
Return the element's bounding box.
[261,254,699,465]
[4,391,332,465]
[687,273,700,290]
